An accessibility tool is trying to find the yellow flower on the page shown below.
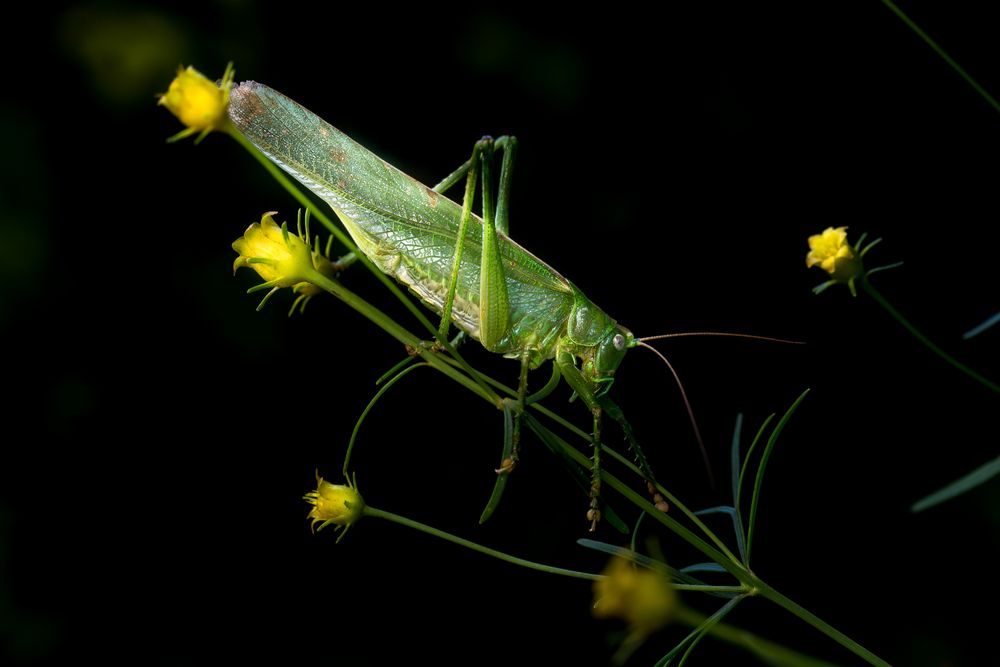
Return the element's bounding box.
[233,211,321,287]
[592,556,677,644]
[806,226,863,284]
[304,473,365,538]
[233,212,343,314]
[806,227,900,296]
[158,63,234,142]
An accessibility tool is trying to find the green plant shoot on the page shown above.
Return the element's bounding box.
[227,81,667,528]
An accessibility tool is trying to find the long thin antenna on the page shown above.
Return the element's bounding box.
[636,340,714,489]
[639,332,805,345]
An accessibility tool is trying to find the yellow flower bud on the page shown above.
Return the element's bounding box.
[304,474,365,535]
[158,63,234,142]
[592,556,677,643]
[233,212,322,292]
[233,212,344,314]
[806,226,864,284]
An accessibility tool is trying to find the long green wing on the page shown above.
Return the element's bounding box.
[228,81,575,359]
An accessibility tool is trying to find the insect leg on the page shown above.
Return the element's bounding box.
[526,361,561,405]
[479,395,515,523]
[588,407,603,532]
[437,142,482,339]
[434,137,516,234]
[493,136,517,236]
[436,137,512,351]
[497,352,531,473]
[556,350,605,531]
[475,138,512,351]
[431,158,472,194]
[599,395,668,512]
[479,353,532,523]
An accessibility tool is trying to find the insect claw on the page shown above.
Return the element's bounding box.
[653,495,669,513]
[587,507,601,532]
[645,482,669,512]
[405,340,438,357]
[494,457,516,474]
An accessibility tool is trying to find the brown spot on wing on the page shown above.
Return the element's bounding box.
[425,187,439,208]
[228,81,266,124]
[329,148,347,163]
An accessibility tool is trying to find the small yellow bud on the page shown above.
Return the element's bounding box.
[806,226,864,284]
[592,556,677,644]
[158,63,234,142]
[304,474,365,535]
[232,212,322,293]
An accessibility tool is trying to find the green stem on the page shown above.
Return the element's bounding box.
[343,362,429,477]
[863,279,1000,393]
[363,505,599,581]
[306,272,495,404]
[537,422,745,581]
[674,606,849,667]
[880,0,1000,116]
[366,507,847,666]
[535,420,890,666]
[601,442,742,566]
[369,496,874,665]
[673,585,746,594]
[753,578,891,667]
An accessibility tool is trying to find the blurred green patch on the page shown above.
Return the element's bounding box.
[0,506,62,662]
[460,13,585,109]
[47,375,98,435]
[0,109,45,324]
[58,5,188,107]
[0,219,44,316]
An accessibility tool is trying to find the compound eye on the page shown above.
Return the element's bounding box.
[613,334,625,350]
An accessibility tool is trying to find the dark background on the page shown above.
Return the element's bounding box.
[2,2,998,665]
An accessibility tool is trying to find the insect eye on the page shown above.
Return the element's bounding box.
[613,334,625,350]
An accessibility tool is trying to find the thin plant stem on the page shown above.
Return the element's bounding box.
[601,441,742,566]
[863,278,1000,393]
[305,271,495,404]
[753,579,890,667]
[674,606,849,667]
[532,416,891,667]
[880,0,1000,116]
[673,585,746,594]
[362,505,599,581]
[364,506,850,666]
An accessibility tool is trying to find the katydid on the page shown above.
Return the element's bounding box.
[228,81,674,529]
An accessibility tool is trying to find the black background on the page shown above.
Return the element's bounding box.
[2,2,998,665]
